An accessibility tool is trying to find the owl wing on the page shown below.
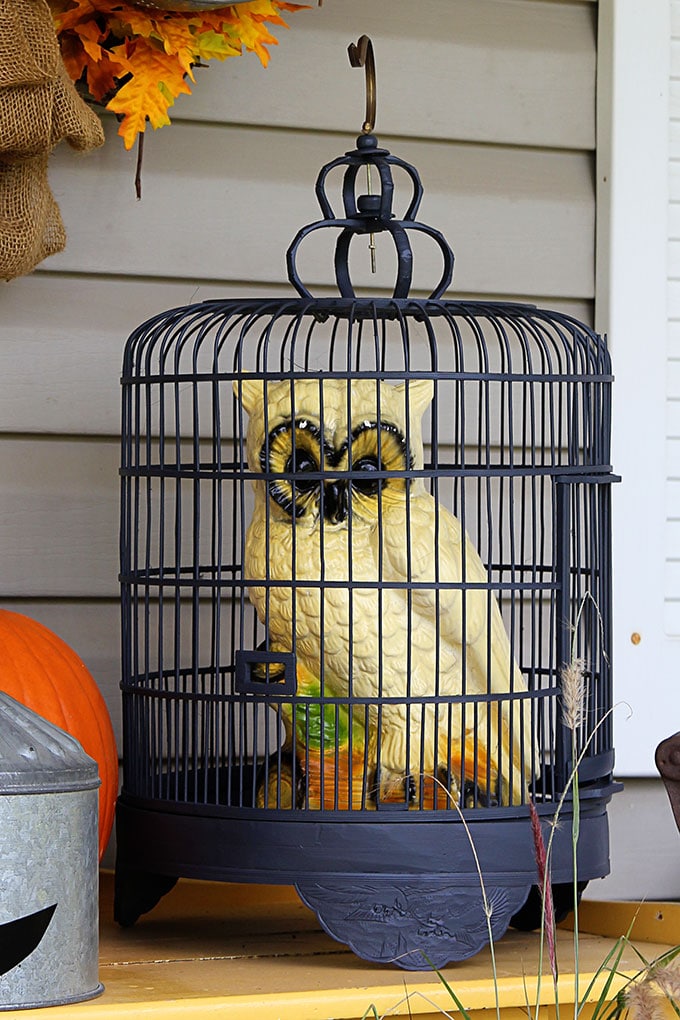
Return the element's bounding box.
[379,490,533,800]
[380,491,499,688]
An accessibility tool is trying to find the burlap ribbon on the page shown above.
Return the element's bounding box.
[0,0,105,280]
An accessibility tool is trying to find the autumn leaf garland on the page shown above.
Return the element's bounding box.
[48,1,308,150]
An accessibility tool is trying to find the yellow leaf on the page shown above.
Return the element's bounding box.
[237,16,281,67]
[106,39,191,149]
[197,3,296,66]
[192,28,241,63]
[155,17,199,56]
[153,18,203,77]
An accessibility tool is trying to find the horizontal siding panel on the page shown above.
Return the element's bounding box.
[666,519,680,561]
[0,599,123,750]
[665,559,680,603]
[669,119,680,155]
[672,0,680,35]
[0,277,294,437]
[0,276,594,437]
[668,399,680,444]
[667,439,680,476]
[169,0,596,150]
[0,438,119,598]
[47,122,594,299]
[664,598,680,637]
[667,395,680,438]
[669,79,680,121]
[667,358,680,400]
[668,201,680,241]
[669,238,680,277]
[668,320,680,359]
[668,159,680,202]
[668,278,680,317]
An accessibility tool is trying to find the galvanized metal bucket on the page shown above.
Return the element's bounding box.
[0,692,103,1009]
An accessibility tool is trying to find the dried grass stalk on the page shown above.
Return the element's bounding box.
[561,657,587,732]
[625,977,669,1020]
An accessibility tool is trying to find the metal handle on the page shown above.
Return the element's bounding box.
[348,35,376,134]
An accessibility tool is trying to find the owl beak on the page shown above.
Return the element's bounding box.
[323,480,348,524]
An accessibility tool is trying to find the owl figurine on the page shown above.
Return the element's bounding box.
[235,375,533,808]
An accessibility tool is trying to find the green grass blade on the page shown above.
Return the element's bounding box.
[423,955,474,1020]
[578,933,635,1020]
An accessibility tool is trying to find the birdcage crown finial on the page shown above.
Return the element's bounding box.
[286,36,455,301]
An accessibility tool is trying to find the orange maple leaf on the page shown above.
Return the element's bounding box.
[58,29,89,83]
[107,38,191,149]
[73,15,105,62]
[85,50,128,104]
[53,0,101,33]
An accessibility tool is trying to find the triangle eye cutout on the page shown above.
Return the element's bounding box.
[0,903,57,976]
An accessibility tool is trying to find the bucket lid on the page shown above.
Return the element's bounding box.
[0,692,100,794]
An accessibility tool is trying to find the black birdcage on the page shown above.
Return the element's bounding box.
[115,40,619,969]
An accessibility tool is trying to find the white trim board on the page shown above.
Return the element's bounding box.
[596,0,674,776]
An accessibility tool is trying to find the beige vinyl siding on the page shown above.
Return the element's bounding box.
[49,124,594,296]
[0,0,597,764]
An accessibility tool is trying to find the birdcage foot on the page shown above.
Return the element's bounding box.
[374,769,417,808]
[510,881,588,931]
[463,780,500,809]
[296,878,532,969]
[113,866,178,928]
[256,752,306,809]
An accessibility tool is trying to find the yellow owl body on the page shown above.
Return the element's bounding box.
[236,376,533,806]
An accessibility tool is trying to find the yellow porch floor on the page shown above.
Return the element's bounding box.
[15,874,680,1019]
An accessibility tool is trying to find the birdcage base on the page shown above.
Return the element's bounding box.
[115,784,615,965]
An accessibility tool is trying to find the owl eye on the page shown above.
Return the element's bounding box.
[351,455,383,496]
[260,418,323,518]
[347,421,410,501]
[286,449,319,492]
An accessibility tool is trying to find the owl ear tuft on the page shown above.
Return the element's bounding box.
[233,377,264,416]
[395,379,434,418]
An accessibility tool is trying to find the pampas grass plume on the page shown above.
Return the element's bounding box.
[561,657,587,731]
[625,976,673,1020]
[650,956,680,1003]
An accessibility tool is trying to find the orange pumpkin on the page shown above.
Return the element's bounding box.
[0,610,118,860]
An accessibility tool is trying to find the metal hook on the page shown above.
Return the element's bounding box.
[348,35,376,134]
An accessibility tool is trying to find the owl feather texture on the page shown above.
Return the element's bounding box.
[235,376,533,808]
